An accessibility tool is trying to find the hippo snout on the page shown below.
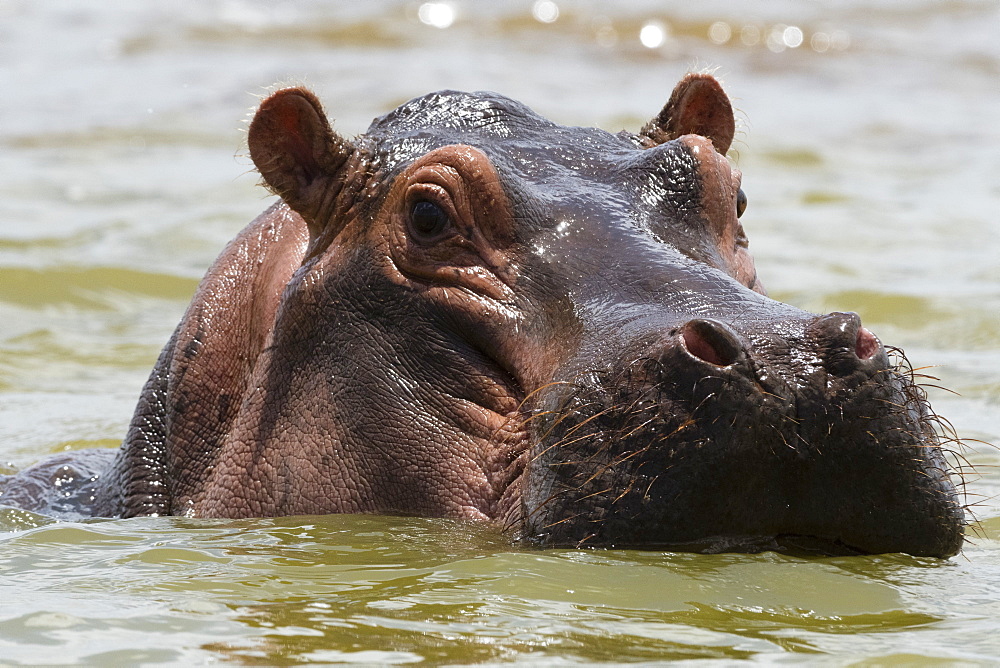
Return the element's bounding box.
[524,310,965,557]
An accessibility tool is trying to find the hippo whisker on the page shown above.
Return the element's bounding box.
[537,431,603,456]
[540,513,585,530]
[579,446,655,489]
[617,417,660,442]
[528,405,620,464]
[774,428,796,453]
[916,381,961,396]
[576,487,614,502]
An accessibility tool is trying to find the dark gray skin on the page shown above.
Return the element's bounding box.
[0,74,965,557]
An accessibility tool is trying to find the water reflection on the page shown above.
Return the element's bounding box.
[639,21,669,49]
[531,0,558,24]
[707,19,851,53]
[161,2,859,57]
[417,2,455,29]
[709,21,732,45]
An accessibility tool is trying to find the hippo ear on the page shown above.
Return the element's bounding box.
[640,73,736,155]
[248,87,355,237]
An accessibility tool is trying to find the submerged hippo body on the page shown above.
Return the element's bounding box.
[1,75,964,557]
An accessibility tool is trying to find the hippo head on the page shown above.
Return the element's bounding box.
[112,74,962,557]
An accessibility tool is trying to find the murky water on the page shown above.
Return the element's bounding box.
[1,0,998,663]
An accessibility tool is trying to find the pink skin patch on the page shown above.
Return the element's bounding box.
[855,326,879,360]
[684,329,726,365]
[681,320,741,367]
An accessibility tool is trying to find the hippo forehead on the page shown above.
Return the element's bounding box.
[368,91,656,175]
[362,90,701,228]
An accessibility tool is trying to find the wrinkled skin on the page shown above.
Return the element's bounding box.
[0,74,965,557]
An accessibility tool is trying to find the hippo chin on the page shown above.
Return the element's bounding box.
[0,74,964,557]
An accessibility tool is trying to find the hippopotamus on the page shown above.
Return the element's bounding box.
[0,74,964,557]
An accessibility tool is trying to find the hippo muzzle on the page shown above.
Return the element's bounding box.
[524,308,964,557]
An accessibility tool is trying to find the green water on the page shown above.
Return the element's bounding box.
[2,0,999,663]
[3,511,999,664]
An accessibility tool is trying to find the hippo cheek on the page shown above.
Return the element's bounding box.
[520,313,964,558]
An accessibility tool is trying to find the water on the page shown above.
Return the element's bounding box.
[1,0,998,663]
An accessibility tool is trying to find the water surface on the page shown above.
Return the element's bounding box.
[1,0,998,663]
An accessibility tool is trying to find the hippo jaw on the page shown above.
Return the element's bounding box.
[518,306,965,558]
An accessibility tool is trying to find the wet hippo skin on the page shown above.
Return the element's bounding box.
[0,74,965,558]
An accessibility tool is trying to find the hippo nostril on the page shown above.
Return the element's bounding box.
[680,319,743,367]
[855,326,879,360]
[810,312,883,368]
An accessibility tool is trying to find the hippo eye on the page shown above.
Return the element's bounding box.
[409,200,451,242]
[736,188,747,218]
